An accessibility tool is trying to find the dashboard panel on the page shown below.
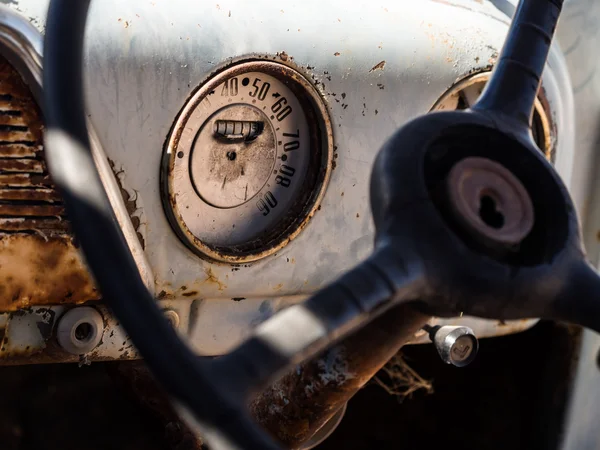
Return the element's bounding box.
[0,0,585,362]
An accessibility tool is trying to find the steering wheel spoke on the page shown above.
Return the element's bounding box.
[214,247,427,399]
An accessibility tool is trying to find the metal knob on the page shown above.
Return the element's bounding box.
[57,306,105,355]
[426,325,479,367]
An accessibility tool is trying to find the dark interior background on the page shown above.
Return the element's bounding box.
[0,321,581,450]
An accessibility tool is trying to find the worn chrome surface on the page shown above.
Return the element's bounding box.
[429,325,479,367]
[0,4,42,101]
[163,60,332,263]
[0,0,583,360]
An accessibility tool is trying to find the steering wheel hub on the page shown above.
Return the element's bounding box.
[446,156,534,247]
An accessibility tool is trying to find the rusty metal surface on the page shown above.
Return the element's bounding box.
[249,305,429,448]
[0,56,98,311]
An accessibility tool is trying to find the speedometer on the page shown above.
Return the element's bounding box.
[161,60,333,263]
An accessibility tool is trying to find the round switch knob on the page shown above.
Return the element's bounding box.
[428,325,479,367]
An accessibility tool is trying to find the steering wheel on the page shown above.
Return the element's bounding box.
[42,0,598,448]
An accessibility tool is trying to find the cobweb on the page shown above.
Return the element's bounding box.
[372,353,434,402]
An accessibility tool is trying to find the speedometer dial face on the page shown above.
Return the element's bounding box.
[161,61,333,263]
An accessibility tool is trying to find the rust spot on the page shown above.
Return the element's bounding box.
[334,52,341,56]
[278,51,289,62]
[0,235,98,311]
[356,213,360,218]
[0,188,60,202]
[0,204,64,216]
[182,290,199,297]
[109,159,145,249]
[204,267,226,291]
[369,61,386,72]
[0,158,43,173]
[232,297,245,301]
[157,289,176,300]
[0,173,52,188]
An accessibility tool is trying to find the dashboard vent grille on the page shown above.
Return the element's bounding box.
[0,56,68,236]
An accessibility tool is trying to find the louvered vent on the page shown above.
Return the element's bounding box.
[0,56,68,235]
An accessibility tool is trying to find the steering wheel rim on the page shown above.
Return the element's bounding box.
[42,2,286,449]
